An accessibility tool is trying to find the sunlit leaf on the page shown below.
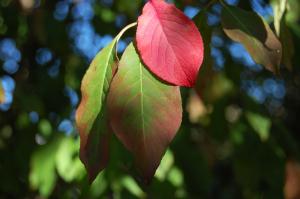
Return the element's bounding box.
[107,43,182,182]
[55,137,85,182]
[121,176,145,198]
[272,0,294,70]
[272,0,288,35]
[87,172,107,198]
[167,167,184,187]
[136,0,204,87]
[221,4,282,74]
[155,149,174,181]
[29,136,63,197]
[75,23,136,182]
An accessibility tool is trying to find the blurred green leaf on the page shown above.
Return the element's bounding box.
[121,176,145,198]
[167,167,184,188]
[29,136,63,197]
[55,137,85,182]
[246,112,271,141]
[38,119,52,137]
[286,0,300,26]
[155,150,174,181]
[87,172,107,198]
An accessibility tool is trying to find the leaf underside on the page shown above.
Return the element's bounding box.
[221,4,282,74]
[136,0,204,87]
[107,43,182,182]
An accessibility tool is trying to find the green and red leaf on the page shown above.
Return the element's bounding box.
[75,23,136,182]
[107,43,182,182]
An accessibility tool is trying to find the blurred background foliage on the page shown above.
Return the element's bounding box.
[0,0,299,198]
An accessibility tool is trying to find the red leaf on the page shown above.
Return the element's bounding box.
[136,0,204,87]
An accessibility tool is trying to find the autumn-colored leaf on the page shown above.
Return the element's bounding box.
[75,23,136,182]
[221,4,282,74]
[107,43,182,182]
[136,0,204,87]
[0,83,4,104]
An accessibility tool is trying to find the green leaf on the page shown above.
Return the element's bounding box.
[221,4,282,74]
[280,18,295,71]
[55,137,85,182]
[279,15,295,71]
[285,0,300,27]
[0,82,4,104]
[107,43,182,182]
[272,0,294,70]
[29,136,63,197]
[121,176,145,198]
[246,111,271,141]
[75,23,136,182]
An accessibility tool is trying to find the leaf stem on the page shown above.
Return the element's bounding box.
[115,22,137,60]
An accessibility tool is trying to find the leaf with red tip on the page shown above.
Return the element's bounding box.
[136,0,204,87]
[76,43,115,182]
[75,23,136,182]
[107,43,182,181]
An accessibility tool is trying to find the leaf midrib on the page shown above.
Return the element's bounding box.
[149,1,190,83]
[139,62,146,147]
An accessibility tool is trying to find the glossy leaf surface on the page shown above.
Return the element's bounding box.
[221,4,282,74]
[107,43,182,181]
[136,0,204,87]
